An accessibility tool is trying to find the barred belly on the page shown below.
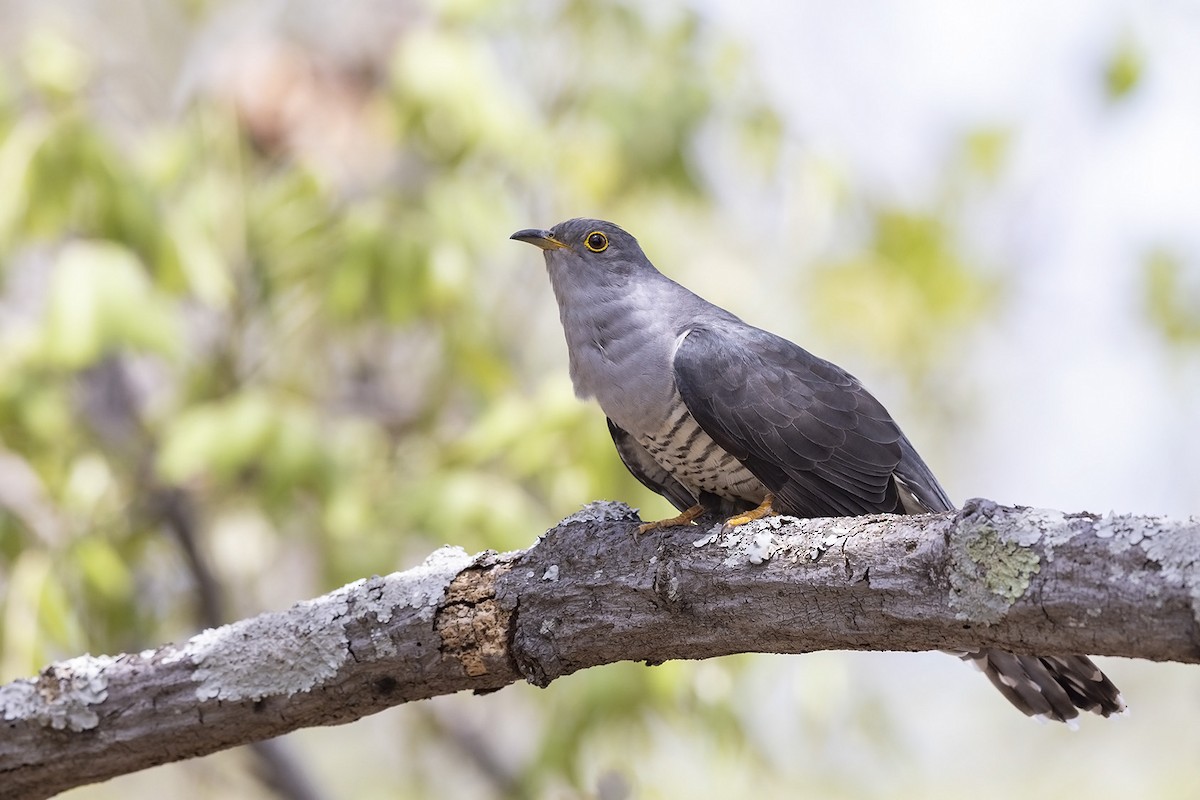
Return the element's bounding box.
[635,397,766,504]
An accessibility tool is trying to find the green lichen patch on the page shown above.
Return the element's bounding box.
[967,528,1042,600]
[949,503,1042,625]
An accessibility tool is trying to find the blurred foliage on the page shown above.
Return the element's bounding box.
[809,210,997,381]
[1142,249,1200,346]
[0,2,1009,798]
[1103,36,1143,102]
[807,130,1006,389]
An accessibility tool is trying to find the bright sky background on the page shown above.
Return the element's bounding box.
[709,0,1200,518]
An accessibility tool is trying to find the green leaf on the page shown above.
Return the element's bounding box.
[156,391,277,483]
[1104,39,1143,102]
[0,116,52,251]
[1143,250,1200,345]
[75,537,132,603]
[20,29,90,100]
[156,391,325,491]
[41,240,180,367]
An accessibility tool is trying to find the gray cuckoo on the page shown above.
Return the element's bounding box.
[512,217,1125,724]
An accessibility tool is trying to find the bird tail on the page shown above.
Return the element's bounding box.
[953,649,1126,725]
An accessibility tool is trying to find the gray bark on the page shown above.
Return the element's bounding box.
[2,498,1198,799]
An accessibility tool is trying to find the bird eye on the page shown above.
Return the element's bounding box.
[584,231,609,252]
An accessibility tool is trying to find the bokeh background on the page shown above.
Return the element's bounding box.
[1,0,1198,797]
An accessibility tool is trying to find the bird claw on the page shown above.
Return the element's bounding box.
[721,493,776,532]
[635,504,705,537]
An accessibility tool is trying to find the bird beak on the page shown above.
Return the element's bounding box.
[510,229,570,251]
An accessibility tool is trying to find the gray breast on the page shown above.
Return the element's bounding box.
[636,394,766,504]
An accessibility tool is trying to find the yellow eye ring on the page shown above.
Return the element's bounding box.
[584,231,609,252]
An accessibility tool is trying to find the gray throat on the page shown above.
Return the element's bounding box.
[546,267,696,436]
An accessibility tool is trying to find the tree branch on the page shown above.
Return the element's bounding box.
[3,498,1198,798]
[78,356,326,800]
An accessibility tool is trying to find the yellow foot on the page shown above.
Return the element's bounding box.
[637,504,705,536]
[723,493,777,529]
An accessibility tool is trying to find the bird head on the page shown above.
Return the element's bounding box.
[510,218,653,286]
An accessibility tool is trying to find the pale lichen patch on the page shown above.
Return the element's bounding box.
[368,545,474,624]
[744,530,775,565]
[1090,510,1200,629]
[0,654,116,731]
[185,546,475,702]
[562,501,639,526]
[1093,511,1149,553]
[949,502,1042,625]
[1136,517,1200,629]
[712,518,785,567]
[188,593,352,703]
[1015,508,1081,562]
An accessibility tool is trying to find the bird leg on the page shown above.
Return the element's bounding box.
[723,493,777,528]
[636,504,705,536]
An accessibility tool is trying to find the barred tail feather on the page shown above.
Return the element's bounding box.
[955,649,1126,724]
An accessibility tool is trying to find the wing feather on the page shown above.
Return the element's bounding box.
[673,323,951,517]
